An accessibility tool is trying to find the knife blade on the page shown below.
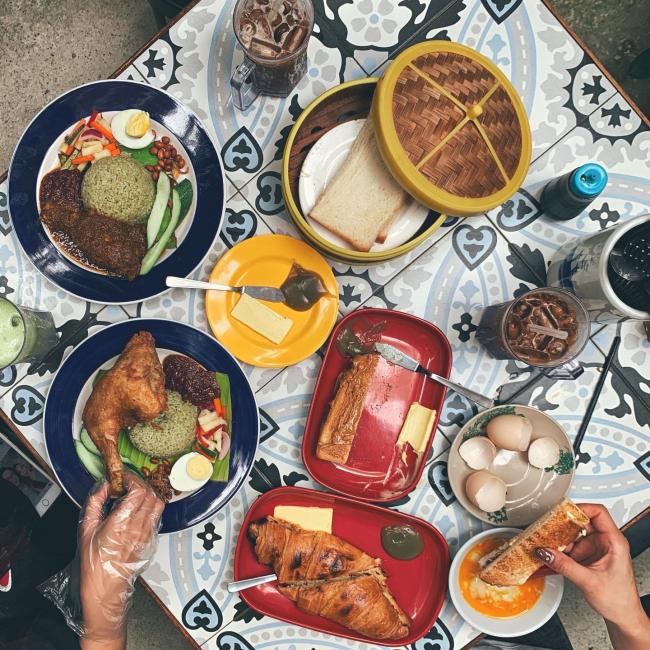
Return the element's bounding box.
[374,343,420,372]
[374,342,495,410]
[240,286,286,302]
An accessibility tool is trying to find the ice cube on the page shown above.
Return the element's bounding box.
[273,22,290,43]
[247,9,273,40]
[282,25,309,54]
[238,17,257,47]
[249,36,283,58]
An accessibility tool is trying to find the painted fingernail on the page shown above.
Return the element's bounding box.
[535,547,553,564]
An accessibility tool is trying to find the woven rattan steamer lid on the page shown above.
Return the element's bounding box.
[372,41,532,216]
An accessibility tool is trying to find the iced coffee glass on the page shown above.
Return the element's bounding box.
[476,288,589,373]
[231,0,314,110]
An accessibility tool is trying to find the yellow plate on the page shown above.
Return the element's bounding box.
[205,234,339,368]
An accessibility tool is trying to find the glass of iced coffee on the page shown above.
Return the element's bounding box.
[476,288,590,374]
[231,0,314,110]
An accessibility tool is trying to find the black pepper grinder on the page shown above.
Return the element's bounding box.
[540,163,608,221]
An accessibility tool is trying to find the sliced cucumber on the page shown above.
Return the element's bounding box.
[146,172,171,248]
[80,428,101,456]
[75,440,105,480]
[140,188,181,275]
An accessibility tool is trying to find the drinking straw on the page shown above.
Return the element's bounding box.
[572,335,621,456]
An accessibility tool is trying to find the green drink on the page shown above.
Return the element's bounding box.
[0,297,59,369]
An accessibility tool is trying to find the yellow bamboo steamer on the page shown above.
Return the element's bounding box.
[372,41,532,215]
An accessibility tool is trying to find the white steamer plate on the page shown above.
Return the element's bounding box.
[298,119,429,253]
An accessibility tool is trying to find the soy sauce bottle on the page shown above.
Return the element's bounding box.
[540,163,608,221]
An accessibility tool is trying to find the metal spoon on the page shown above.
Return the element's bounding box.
[166,276,285,303]
[227,573,277,593]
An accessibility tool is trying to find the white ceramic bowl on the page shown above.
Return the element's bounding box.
[449,528,564,637]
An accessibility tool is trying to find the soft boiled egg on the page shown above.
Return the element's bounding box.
[486,414,533,452]
[528,437,561,469]
[465,470,507,512]
[110,109,155,149]
[169,452,212,493]
[459,437,497,470]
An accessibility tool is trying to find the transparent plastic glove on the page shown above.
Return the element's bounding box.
[40,473,164,645]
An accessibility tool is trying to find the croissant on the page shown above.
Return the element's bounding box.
[248,516,410,640]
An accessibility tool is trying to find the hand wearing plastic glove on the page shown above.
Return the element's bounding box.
[79,473,164,650]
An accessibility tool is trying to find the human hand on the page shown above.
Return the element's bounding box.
[79,473,164,646]
[534,503,649,648]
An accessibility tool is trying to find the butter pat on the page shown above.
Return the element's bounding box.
[231,294,293,344]
[397,403,437,454]
[273,505,333,533]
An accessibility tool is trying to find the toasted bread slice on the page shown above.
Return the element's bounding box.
[479,499,590,586]
[309,118,408,252]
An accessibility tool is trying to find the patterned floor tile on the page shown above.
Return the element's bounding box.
[312,0,468,76]
[115,63,149,84]
[592,322,650,390]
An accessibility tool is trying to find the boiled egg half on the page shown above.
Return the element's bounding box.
[110,109,155,149]
[169,452,212,492]
[528,437,561,469]
[459,436,497,470]
[465,470,507,512]
[486,414,532,452]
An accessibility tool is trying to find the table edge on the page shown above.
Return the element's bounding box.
[543,0,649,128]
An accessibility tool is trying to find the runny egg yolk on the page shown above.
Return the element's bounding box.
[187,454,212,481]
[459,536,544,618]
[126,111,150,138]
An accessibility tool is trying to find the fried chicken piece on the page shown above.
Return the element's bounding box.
[82,332,167,496]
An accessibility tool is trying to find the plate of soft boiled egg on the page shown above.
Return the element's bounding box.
[448,405,575,526]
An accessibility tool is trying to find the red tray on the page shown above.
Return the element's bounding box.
[234,486,450,645]
[302,308,452,501]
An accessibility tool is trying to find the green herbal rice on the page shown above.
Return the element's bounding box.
[128,390,197,457]
[81,154,155,224]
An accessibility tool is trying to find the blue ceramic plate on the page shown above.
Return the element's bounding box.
[43,319,259,533]
[8,80,224,304]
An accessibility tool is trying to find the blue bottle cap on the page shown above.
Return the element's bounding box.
[569,163,608,199]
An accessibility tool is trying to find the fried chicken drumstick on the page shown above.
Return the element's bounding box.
[82,331,167,496]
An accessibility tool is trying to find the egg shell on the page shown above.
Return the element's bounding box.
[465,470,507,512]
[528,437,561,469]
[486,414,533,452]
[459,436,497,470]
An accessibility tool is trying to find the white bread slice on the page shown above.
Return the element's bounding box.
[309,118,408,252]
[479,499,590,586]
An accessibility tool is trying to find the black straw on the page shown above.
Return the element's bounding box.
[573,335,621,456]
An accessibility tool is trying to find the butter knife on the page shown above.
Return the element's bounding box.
[166,276,285,302]
[374,342,495,410]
